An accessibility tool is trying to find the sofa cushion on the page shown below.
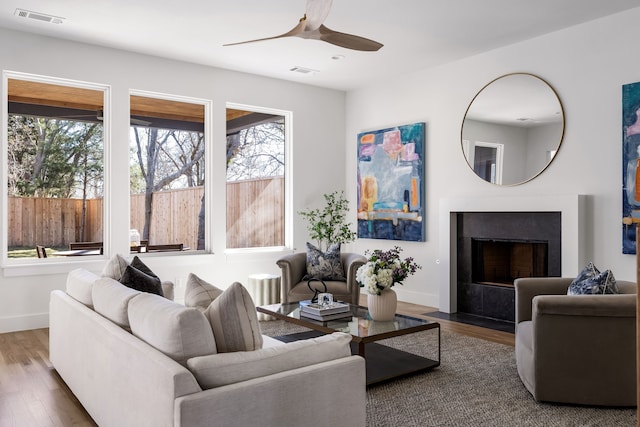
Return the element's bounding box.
[102,253,129,281]
[205,282,263,353]
[187,332,352,389]
[304,242,345,281]
[120,264,164,296]
[128,293,217,364]
[568,267,619,295]
[184,273,223,310]
[66,268,102,307]
[92,277,140,328]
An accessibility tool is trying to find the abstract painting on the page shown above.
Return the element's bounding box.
[622,82,640,254]
[357,122,425,242]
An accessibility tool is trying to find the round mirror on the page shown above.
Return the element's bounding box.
[461,73,564,185]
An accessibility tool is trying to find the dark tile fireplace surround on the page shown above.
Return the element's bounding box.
[454,211,562,330]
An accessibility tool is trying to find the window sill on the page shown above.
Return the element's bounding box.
[2,251,216,277]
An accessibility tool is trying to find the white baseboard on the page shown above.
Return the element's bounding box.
[394,289,439,310]
[0,312,49,333]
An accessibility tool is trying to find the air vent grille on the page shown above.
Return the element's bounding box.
[289,66,318,75]
[14,9,65,24]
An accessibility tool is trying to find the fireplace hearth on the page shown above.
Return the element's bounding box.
[457,212,561,323]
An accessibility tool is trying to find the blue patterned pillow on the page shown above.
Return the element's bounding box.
[568,266,619,295]
[304,242,346,281]
[569,261,599,287]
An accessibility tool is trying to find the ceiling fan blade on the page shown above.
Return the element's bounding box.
[316,25,383,51]
[224,16,306,47]
[304,0,332,31]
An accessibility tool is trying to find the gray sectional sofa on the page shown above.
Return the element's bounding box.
[50,268,366,427]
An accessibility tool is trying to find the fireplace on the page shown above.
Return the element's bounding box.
[456,212,561,323]
[439,195,585,325]
[472,239,548,286]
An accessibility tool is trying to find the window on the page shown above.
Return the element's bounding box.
[129,92,209,253]
[225,105,288,249]
[4,73,106,261]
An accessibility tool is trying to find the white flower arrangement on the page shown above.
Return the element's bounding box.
[356,246,421,296]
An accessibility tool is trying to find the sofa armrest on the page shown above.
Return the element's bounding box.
[277,252,307,303]
[342,252,366,293]
[533,293,636,318]
[161,280,175,301]
[514,277,572,324]
[176,356,366,427]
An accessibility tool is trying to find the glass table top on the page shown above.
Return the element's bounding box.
[259,302,438,339]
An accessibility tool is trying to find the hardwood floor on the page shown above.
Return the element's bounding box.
[391,298,515,347]
[0,301,513,426]
[0,328,97,427]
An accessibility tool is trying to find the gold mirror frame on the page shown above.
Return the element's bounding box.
[461,73,565,186]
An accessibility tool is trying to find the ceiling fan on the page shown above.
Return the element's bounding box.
[224,0,383,52]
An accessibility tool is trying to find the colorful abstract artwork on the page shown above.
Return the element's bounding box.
[357,122,425,242]
[622,82,640,254]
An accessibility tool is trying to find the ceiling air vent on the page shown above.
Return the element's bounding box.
[14,9,65,24]
[290,66,318,75]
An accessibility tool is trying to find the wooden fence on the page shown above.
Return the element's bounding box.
[8,177,284,249]
[226,176,284,248]
[8,197,102,247]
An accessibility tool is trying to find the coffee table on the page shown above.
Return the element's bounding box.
[257,302,440,385]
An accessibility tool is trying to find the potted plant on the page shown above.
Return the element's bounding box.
[298,190,357,252]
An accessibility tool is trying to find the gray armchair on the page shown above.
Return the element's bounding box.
[277,252,366,305]
[514,277,637,407]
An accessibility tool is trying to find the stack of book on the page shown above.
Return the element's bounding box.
[299,301,352,321]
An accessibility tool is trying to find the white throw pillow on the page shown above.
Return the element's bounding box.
[92,277,140,329]
[187,332,352,389]
[205,282,263,353]
[128,293,217,364]
[184,273,223,310]
[66,268,101,307]
[101,254,129,281]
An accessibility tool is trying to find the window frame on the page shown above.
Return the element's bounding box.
[129,89,213,255]
[224,102,292,254]
[2,71,111,269]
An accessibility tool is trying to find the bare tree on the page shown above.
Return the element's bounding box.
[226,120,284,181]
[131,127,204,241]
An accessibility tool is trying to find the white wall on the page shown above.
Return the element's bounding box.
[0,28,346,332]
[346,8,640,308]
[526,122,563,178]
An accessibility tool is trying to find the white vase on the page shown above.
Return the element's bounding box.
[367,288,397,321]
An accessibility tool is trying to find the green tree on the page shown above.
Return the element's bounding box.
[8,115,103,199]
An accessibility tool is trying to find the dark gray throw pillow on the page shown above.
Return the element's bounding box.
[130,256,158,279]
[120,264,164,296]
[568,263,619,295]
[304,242,346,281]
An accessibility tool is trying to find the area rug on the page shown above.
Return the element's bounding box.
[259,320,637,427]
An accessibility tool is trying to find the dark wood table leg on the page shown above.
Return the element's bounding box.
[358,341,366,357]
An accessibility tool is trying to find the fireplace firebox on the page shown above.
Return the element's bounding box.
[472,239,548,286]
[456,212,561,324]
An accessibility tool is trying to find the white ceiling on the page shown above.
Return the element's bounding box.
[2,0,640,91]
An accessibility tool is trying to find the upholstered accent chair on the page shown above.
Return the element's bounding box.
[277,252,366,305]
[514,277,637,407]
